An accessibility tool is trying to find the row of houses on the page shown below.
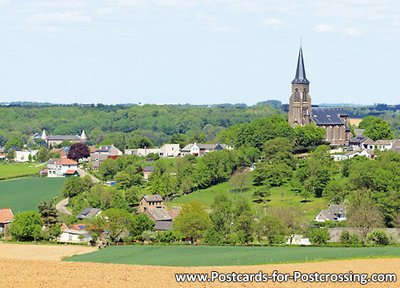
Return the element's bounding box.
[348,136,400,152]
[0,146,39,162]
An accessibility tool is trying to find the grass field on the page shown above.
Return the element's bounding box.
[166,182,328,221]
[0,163,45,180]
[64,245,400,266]
[0,177,65,212]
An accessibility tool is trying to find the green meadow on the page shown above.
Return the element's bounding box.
[64,245,400,267]
[0,163,45,180]
[0,177,65,212]
[166,182,328,221]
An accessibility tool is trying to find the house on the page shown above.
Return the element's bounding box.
[124,144,180,158]
[143,166,155,180]
[47,158,78,177]
[77,208,101,220]
[375,139,394,151]
[348,136,375,151]
[41,129,87,148]
[139,194,166,213]
[90,145,122,169]
[145,208,173,231]
[314,204,347,222]
[0,208,13,236]
[180,143,232,157]
[390,140,400,153]
[58,229,92,243]
[332,150,373,161]
[159,144,180,158]
[50,148,67,158]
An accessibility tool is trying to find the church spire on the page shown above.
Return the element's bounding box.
[292,46,309,84]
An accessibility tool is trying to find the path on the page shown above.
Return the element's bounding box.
[77,168,100,183]
[56,198,72,215]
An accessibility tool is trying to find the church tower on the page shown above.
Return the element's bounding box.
[288,47,312,127]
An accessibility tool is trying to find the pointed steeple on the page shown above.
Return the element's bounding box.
[80,130,87,140]
[41,129,47,140]
[292,47,309,84]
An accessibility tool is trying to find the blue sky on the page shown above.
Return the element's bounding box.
[0,0,399,105]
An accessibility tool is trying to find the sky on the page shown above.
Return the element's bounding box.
[0,0,400,105]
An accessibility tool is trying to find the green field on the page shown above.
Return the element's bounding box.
[166,182,328,221]
[0,177,65,213]
[64,245,400,266]
[0,163,45,180]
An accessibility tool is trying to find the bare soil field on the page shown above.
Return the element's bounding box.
[0,244,398,287]
[349,118,363,126]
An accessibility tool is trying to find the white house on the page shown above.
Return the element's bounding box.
[180,143,232,157]
[314,205,347,222]
[58,229,92,243]
[375,140,394,151]
[125,144,180,158]
[15,149,39,162]
[47,158,78,177]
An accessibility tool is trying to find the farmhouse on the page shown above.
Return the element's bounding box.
[77,208,101,220]
[0,208,13,236]
[314,204,347,222]
[180,143,232,157]
[58,229,92,243]
[124,144,180,158]
[139,194,165,213]
[47,158,78,177]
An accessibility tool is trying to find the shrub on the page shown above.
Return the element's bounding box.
[366,230,392,246]
[309,228,331,245]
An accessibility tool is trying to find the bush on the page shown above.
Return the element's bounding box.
[340,230,360,245]
[9,211,43,241]
[309,228,331,245]
[366,230,392,246]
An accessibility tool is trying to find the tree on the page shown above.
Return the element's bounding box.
[114,171,132,189]
[67,143,90,162]
[98,158,118,180]
[252,186,271,203]
[9,211,43,241]
[99,208,134,242]
[233,210,255,244]
[204,193,233,245]
[62,176,85,198]
[268,207,305,244]
[229,170,250,192]
[38,199,58,228]
[37,147,50,162]
[294,124,326,148]
[110,193,130,211]
[347,196,384,243]
[170,133,187,149]
[256,215,287,244]
[58,140,73,147]
[131,214,155,238]
[125,187,140,207]
[6,149,16,161]
[359,116,394,141]
[173,201,211,242]
[4,137,23,150]
[309,228,330,245]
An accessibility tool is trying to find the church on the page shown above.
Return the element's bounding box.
[288,47,351,145]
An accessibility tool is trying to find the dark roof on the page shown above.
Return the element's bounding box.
[349,136,368,145]
[77,208,101,220]
[147,208,172,221]
[292,47,309,84]
[155,221,173,231]
[47,135,80,141]
[311,107,346,126]
[142,194,163,202]
[143,166,155,172]
[6,145,22,152]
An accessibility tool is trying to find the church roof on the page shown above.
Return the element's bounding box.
[311,107,347,126]
[292,47,310,84]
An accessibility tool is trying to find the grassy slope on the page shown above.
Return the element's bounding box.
[64,245,400,266]
[0,177,65,213]
[0,163,45,180]
[166,182,328,221]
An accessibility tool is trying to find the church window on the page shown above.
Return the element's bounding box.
[294,89,300,102]
[302,88,307,102]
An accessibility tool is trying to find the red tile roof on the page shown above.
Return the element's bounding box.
[0,208,13,223]
[65,170,78,175]
[60,223,68,230]
[56,159,78,165]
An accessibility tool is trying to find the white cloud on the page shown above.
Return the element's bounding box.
[261,17,284,27]
[312,24,336,33]
[28,11,91,24]
[344,27,361,36]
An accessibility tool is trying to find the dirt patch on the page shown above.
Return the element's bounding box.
[0,244,398,287]
[0,243,96,260]
[349,118,363,126]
